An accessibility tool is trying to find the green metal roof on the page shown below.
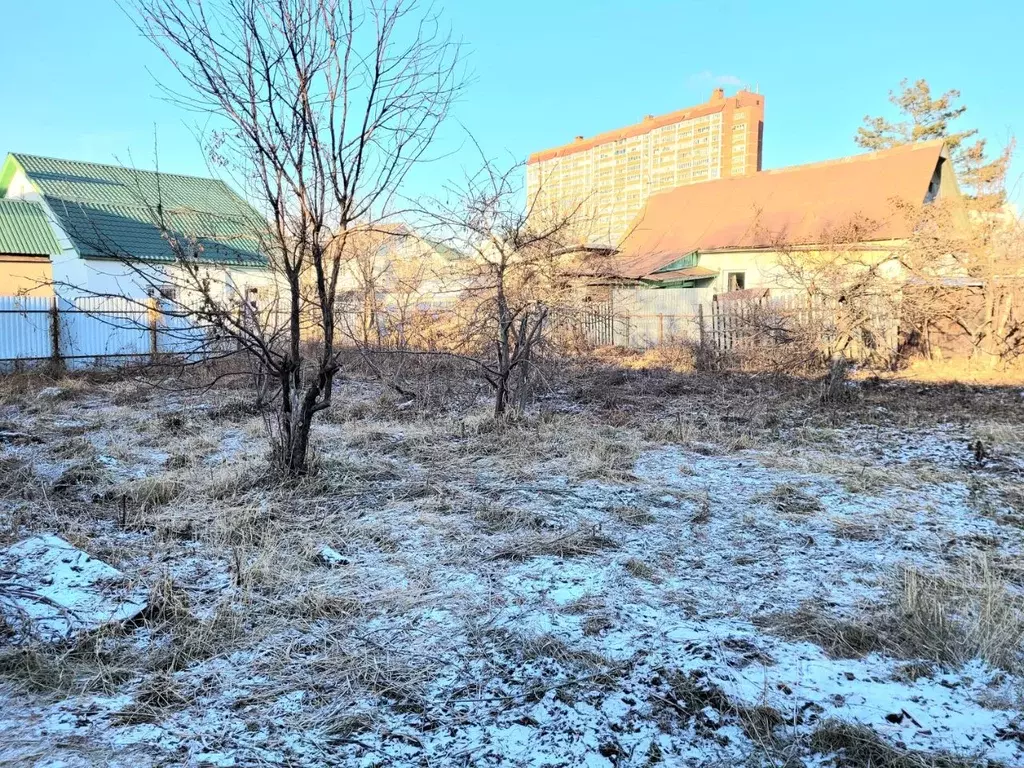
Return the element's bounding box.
[1,153,268,267]
[45,198,266,266]
[0,199,61,256]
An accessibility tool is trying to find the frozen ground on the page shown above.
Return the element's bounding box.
[1,372,1023,767]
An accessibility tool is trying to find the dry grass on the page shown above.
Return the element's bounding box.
[0,624,141,694]
[895,556,1024,672]
[808,719,990,767]
[624,557,657,580]
[757,601,886,659]
[121,475,186,510]
[50,436,97,461]
[290,636,432,709]
[517,632,610,670]
[761,556,1024,672]
[111,672,190,725]
[655,669,789,750]
[835,464,897,495]
[50,459,106,494]
[819,358,854,404]
[831,516,882,541]
[149,604,246,674]
[474,501,544,532]
[492,526,618,561]
[581,613,615,636]
[453,412,641,482]
[287,588,364,620]
[0,456,42,502]
[0,573,244,696]
[109,380,151,406]
[753,482,823,517]
[610,505,656,527]
[3,358,1024,764]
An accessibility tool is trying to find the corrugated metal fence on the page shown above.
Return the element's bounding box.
[0,296,207,369]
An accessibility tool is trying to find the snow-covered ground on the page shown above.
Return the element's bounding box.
[1,375,1022,767]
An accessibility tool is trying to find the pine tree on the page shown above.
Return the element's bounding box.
[856,79,1013,208]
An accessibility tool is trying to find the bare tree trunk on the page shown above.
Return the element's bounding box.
[125,0,462,478]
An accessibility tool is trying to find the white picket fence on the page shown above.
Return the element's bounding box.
[0,296,208,369]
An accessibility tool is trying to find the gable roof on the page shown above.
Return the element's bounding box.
[1,153,268,267]
[0,199,61,256]
[607,140,949,280]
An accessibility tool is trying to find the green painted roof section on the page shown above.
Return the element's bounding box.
[4,153,268,267]
[0,199,61,256]
[652,252,698,273]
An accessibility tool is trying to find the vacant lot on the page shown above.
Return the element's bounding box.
[1,358,1023,767]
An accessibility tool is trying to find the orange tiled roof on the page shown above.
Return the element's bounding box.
[610,140,947,279]
[527,91,763,165]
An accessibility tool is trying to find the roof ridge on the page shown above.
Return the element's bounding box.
[756,140,944,178]
[11,152,235,188]
[43,195,252,216]
[640,140,946,201]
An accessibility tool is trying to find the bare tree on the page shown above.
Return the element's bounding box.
[428,159,584,418]
[118,0,463,475]
[332,225,449,349]
[896,195,1024,366]
[747,214,904,368]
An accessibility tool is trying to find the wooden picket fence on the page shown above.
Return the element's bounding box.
[561,290,899,362]
[701,292,899,361]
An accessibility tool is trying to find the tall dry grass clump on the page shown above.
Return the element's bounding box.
[763,555,1024,673]
[895,555,1024,672]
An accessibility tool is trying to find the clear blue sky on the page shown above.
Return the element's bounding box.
[2,0,1021,204]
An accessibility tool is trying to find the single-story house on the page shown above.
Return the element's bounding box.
[578,139,959,298]
[0,153,274,301]
[0,199,62,296]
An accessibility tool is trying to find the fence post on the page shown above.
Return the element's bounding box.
[148,297,159,361]
[697,303,705,347]
[658,313,664,346]
[49,296,64,372]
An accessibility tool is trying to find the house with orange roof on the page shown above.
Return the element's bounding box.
[578,140,959,297]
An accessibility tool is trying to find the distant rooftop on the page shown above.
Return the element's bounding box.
[607,140,951,280]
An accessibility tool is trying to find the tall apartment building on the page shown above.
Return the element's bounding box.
[526,88,764,244]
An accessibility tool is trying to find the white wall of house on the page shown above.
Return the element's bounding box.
[52,259,282,304]
[694,249,780,294]
[696,244,905,296]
